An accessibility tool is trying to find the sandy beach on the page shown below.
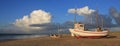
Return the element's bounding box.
[0,31,120,46]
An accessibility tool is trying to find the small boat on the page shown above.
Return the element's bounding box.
[69,23,109,38]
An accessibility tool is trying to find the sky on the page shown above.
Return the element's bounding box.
[0,0,120,34]
[0,0,120,26]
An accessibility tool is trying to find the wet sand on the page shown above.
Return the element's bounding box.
[0,31,120,46]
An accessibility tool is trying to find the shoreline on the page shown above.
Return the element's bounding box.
[0,34,49,42]
[0,31,120,46]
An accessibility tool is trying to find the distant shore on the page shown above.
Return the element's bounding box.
[0,31,120,46]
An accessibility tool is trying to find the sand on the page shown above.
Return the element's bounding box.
[0,32,120,46]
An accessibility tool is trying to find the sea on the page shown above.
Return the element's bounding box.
[0,28,119,41]
[0,34,49,41]
[0,29,70,41]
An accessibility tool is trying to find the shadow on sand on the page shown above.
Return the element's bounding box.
[105,35,117,38]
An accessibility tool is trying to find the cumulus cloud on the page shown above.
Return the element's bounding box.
[14,10,52,29]
[68,6,95,15]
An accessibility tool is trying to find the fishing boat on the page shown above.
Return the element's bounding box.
[69,9,110,39]
[69,23,109,38]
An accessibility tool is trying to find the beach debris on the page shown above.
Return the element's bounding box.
[50,34,60,38]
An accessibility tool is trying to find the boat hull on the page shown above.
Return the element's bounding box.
[69,29,109,38]
[74,36,105,39]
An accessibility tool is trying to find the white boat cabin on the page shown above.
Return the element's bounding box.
[74,22,85,31]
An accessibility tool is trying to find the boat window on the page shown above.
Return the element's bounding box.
[80,25,83,27]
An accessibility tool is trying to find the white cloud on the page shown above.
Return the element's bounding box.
[68,9,76,14]
[14,10,51,29]
[68,6,95,15]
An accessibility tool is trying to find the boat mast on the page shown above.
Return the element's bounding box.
[58,23,60,35]
[95,10,99,28]
[91,15,93,25]
[101,17,104,28]
[74,8,77,24]
[74,8,77,29]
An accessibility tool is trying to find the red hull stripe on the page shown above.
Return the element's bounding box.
[75,36,105,38]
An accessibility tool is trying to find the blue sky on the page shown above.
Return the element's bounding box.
[0,0,120,26]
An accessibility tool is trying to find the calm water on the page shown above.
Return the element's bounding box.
[0,34,48,41]
[0,29,69,41]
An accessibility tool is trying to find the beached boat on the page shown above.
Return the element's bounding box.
[69,9,110,38]
[69,23,109,38]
